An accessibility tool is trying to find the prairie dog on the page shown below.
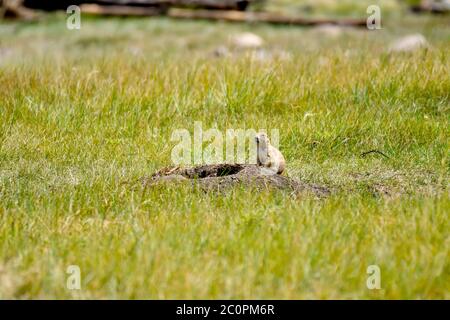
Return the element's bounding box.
[255,132,285,175]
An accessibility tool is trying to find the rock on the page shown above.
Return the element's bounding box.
[231,32,264,49]
[389,34,429,53]
[142,164,330,197]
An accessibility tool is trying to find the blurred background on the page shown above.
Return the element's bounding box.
[2,0,450,18]
[1,0,449,65]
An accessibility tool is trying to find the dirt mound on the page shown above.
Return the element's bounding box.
[142,164,330,197]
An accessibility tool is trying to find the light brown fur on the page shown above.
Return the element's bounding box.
[255,132,285,174]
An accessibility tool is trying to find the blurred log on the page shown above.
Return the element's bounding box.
[23,0,256,11]
[168,8,367,27]
[96,0,253,11]
[1,0,37,20]
[23,0,84,10]
[80,4,366,27]
[80,4,167,16]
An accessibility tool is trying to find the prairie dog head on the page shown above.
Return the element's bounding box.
[255,132,269,165]
[255,132,270,146]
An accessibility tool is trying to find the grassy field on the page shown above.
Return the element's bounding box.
[0,3,449,299]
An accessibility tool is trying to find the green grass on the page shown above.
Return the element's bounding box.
[0,7,449,299]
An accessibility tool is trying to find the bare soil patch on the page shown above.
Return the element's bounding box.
[142,164,330,197]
